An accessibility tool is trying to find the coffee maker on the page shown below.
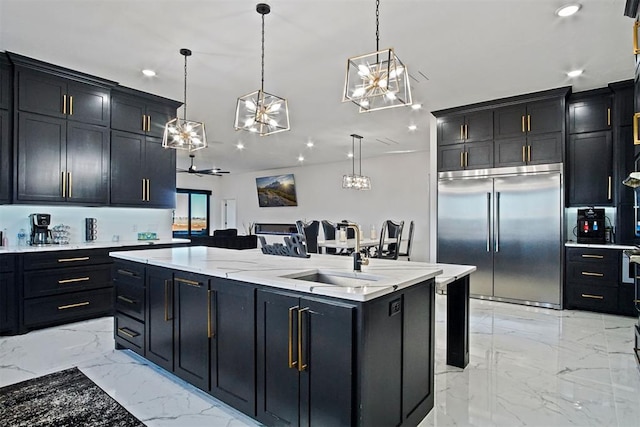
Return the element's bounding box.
[29,213,52,245]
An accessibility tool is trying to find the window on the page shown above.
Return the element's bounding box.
[173,188,211,237]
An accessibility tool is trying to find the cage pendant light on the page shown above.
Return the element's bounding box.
[234,3,290,136]
[343,134,371,190]
[342,0,412,112]
[162,48,207,152]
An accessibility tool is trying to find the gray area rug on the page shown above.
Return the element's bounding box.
[0,367,145,427]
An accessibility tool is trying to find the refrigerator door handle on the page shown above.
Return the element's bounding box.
[495,192,501,252]
[486,192,491,252]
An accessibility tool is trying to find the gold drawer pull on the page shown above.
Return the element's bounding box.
[117,269,138,277]
[58,301,90,310]
[581,271,604,277]
[634,113,640,145]
[288,306,299,369]
[581,294,604,300]
[633,299,640,303]
[298,307,309,372]
[58,277,90,284]
[117,295,136,304]
[634,20,640,55]
[118,327,139,338]
[175,277,202,286]
[57,256,90,263]
[581,254,604,259]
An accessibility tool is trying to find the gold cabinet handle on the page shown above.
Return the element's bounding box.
[68,172,72,198]
[581,271,604,277]
[521,115,525,133]
[117,327,138,338]
[460,124,464,140]
[298,307,309,372]
[142,179,146,201]
[288,306,299,368]
[117,269,138,277]
[147,115,151,132]
[581,294,604,300]
[464,124,468,140]
[63,94,67,115]
[117,295,136,304]
[607,108,611,126]
[207,290,214,338]
[175,277,202,286]
[522,146,526,163]
[61,171,66,197]
[581,254,604,259]
[634,113,640,145]
[527,114,531,132]
[142,115,147,132]
[58,277,90,284]
[528,145,531,163]
[634,20,640,54]
[58,256,90,263]
[69,95,73,116]
[464,151,468,168]
[460,151,464,168]
[146,179,150,202]
[58,301,90,310]
[164,279,173,321]
[608,176,612,200]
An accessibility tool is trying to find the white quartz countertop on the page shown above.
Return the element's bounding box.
[565,242,636,250]
[0,238,190,254]
[109,246,474,302]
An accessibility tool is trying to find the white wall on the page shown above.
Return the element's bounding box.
[207,151,431,262]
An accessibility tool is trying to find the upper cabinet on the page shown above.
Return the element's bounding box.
[0,54,10,110]
[111,90,178,138]
[0,54,11,204]
[568,89,612,134]
[434,87,569,172]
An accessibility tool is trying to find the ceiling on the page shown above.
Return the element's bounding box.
[0,0,634,174]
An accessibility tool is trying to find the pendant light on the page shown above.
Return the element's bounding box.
[343,134,371,190]
[342,0,412,112]
[234,3,290,136]
[162,48,207,152]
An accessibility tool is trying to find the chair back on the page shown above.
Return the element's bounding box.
[399,220,414,260]
[295,220,320,253]
[321,220,338,254]
[378,220,404,260]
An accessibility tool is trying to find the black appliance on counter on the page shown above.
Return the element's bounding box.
[29,213,52,245]
[577,208,605,244]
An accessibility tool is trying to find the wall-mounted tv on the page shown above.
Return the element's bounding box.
[256,174,298,207]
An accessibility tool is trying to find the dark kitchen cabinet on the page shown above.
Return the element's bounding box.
[110,131,175,208]
[568,131,613,206]
[494,132,563,167]
[16,112,109,204]
[565,247,619,314]
[0,255,17,335]
[0,55,10,110]
[113,261,146,356]
[145,266,174,371]
[111,90,178,138]
[173,272,209,391]
[437,140,493,171]
[0,109,10,203]
[209,278,256,416]
[569,90,613,134]
[256,289,354,427]
[16,69,110,126]
[437,110,493,145]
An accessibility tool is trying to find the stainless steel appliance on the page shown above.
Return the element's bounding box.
[29,213,52,245]
[437,164,563,309]
[576,208,605,244]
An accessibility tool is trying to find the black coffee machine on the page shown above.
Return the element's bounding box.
[29,213,52,245]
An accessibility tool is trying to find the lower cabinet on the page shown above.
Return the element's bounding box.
[145,266,174,371]
[256,289,354,427]
[0,255,17,334]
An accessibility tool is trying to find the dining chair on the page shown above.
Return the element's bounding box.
[398,220,414,261]
[321,220,338,254]
[295,220,320,254]
[376,220,404,260]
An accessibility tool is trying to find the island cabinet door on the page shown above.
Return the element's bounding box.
[209,279,256,416]
[173,272,210,391]
[145,267,174,372]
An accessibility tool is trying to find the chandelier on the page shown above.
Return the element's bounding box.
[234,3,290,136]
[343,134,371,190]
[342,0,412,112]
[162,49,207,152]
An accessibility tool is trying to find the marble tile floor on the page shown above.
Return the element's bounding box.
[1,295,639,427]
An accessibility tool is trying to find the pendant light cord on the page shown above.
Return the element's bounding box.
[375,0,380,52]
[261,12,265,92]
[359,137,363,175]
[351,136,356,175]
[183,53,188,121]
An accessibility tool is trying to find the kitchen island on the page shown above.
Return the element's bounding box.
[110,246,466,427]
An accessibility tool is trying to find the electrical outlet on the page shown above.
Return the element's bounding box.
[389,299,402,316]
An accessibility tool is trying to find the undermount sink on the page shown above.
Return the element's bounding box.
[283,270,382,287]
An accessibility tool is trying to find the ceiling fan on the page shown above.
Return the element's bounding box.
[177,154,230,177]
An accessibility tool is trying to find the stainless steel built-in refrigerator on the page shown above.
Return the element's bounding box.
[437,164,563,308]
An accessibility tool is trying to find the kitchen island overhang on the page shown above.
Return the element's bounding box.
[109,246,472,426]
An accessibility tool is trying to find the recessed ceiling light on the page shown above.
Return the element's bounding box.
[236,142,245,150]
[348,152,354,158]
[556,4,581,17]
[411,104,422,110]
[298,155,304,162]
[142,69,156,77]
[306,141,314,148]
[408,125,417,131]
[567,69,583,78]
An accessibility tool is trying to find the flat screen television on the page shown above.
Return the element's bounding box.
[256,174,298,207]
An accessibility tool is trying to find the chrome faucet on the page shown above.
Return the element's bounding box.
[345,223,369,271]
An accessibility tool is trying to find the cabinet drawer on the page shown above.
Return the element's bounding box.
[112,261,145,287]
[115,281,144,321]
[23,249,111,270]
[24,265,111,298]
[566,282,618,312]
[566,261,618,286]
[566,248,618,265]
[23,287,113,327]
[0,254,14,273]
[115,313,144,355]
